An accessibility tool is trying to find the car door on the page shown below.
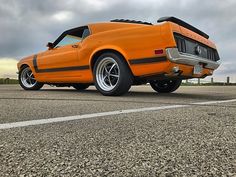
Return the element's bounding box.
[35,28,88,82]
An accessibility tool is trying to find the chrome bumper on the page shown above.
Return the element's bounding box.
[166,48,220,70]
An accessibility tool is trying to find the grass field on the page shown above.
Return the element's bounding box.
[0,78,18,84]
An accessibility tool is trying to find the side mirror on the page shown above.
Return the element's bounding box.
[47,42,54,49]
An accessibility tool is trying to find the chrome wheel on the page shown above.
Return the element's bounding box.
[20,67,37,88]
[96,57,120,91]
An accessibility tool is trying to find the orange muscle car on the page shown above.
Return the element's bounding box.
[17,17,220,96]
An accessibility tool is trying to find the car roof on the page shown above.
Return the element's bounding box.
[88,21,150,34]
[53,20,152,45]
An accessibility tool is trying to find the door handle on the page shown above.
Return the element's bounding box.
[72,44,78,48]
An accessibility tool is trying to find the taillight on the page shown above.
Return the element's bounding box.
[154,49,164,55]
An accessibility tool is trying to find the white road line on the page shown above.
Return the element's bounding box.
[193,99,236,105]
[0,99,236,130]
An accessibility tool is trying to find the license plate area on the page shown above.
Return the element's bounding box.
[193,64,203,75]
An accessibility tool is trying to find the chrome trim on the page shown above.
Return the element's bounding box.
[166,48,220,70]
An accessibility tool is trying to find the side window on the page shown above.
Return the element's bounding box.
[53,26,90,48]
[82,28,90,39]
[56,35,82,47]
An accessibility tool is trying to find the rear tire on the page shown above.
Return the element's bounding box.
[150,79,182,93]
[93,52,133,96]
[72,84,90,90]
[19,66,44,90]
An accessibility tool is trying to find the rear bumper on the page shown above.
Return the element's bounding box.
[166,48,220,70]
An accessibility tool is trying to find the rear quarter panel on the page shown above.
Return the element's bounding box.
[87,24,175,77]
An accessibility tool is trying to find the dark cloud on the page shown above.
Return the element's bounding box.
[0,0,235,75]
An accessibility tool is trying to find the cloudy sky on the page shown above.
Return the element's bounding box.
[0,0,235,81]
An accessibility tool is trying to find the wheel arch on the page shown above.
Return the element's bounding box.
[89,47,133,75]
[19,64,30,70]
[18,60,36,74]
[18,61,38,80]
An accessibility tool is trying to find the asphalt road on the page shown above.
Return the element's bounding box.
[0,85,236,176]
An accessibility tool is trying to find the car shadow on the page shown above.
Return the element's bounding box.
[38,88,229,101]
[129,91,229,100]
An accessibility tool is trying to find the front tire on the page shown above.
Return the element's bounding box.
[150,79,182,93]
[93,52,133,96]
[19,66,44,90]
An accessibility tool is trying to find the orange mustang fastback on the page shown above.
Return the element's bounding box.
[17,17,220,96]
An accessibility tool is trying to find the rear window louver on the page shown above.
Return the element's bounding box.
[111,19,153,25]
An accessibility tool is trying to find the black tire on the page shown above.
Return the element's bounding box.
[150,79,182,93]
[72,84,90,90]
[19,66,44,90]
[93,52,133,96]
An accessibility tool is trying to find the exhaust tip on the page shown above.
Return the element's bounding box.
[172,66,179,73]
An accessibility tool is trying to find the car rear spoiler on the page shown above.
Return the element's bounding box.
[157,16,209,39]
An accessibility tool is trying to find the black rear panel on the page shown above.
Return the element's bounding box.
[174,33,220,61]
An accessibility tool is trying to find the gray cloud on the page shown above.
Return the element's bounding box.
[0,0,235,76]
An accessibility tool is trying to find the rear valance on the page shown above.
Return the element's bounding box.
[157,16,209,39]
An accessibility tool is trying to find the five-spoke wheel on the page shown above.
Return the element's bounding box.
[19,66,44,90]
[93,52,133,96]
[96,57,120,91]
